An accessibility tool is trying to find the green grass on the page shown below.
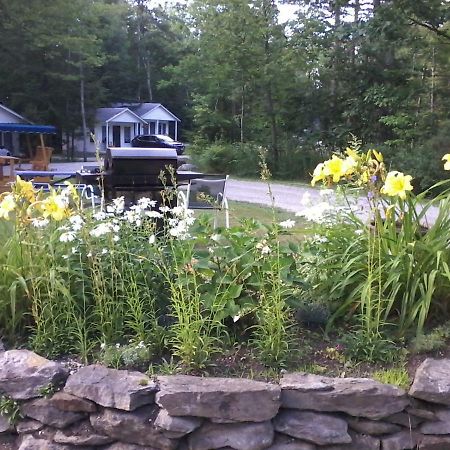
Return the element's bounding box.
[196,200,308,237]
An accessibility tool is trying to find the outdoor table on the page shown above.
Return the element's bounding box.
[15,170,76,183]
[177,170,206,183]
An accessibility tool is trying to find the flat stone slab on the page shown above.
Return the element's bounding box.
[420,408,450,434]
[53,420,114,446]
[21,398,85,428]
[347,416,401,435]
[18,434,92,449]
[381,431,420,450]
[0,350,68,400]
[50,392,96,413]
[419,435,450,450]
[280,373,408,419]
[410,358,450,406]
[64,365,157,411]
[90,405,178,449]
[16,419,44,434]
[154,409,203,438]
[0,415,11,433]
[188,420,274,450]
[156,375,280,422]
[267,434,316,450]
[274,410,351,446]
[320,431,380,450]
[104,444,162,450]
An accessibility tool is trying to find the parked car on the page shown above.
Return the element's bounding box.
[131,134,185,155]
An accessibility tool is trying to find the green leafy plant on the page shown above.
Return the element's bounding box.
[38,382,59,398]
[410,322,450,354]
[0,395,21,425]
[98,341,152,370]
[372,367,410,390]
[340,329,401,364]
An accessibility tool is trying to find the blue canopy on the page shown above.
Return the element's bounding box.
[0,124,57,134]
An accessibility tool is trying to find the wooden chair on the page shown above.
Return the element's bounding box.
[0,156,19,193]
[31,146,53,171]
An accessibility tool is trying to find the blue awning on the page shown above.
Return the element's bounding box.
[0,124,57,134]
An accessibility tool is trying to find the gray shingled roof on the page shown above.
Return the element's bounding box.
[111,102,160,117]
[95,107,128,122]
[98,103,180,122]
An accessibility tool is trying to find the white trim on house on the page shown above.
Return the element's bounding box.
[0,104,31,124]
[142,104,181,122]
[105,108,146,124]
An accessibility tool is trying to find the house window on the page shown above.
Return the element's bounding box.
[158,122,167,135]
[124,126,131,143]
[101,126,106,143]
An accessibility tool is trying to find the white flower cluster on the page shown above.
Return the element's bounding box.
[279,219,295,229]
[32,218,49,228]
[167,205,195,240]
[256,240,271,255]
[90,221,120,238]
[296,190,355,224]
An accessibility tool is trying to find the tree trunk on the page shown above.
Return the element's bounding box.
[71,132,75,161]
[80,61,88,162]
[430,47,435,113]
[65,131,70,161]
[330,1,341,105]
[240,83,245,143]
[144,57,153,101]
[266,83,278,171]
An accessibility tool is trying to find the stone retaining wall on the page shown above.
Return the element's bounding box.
[1,350,450,449]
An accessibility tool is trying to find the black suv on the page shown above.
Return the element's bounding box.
[131,134,185,155]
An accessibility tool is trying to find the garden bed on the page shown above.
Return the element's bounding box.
[1,145,450,406]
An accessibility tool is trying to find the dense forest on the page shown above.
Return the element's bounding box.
[0,0,449,184]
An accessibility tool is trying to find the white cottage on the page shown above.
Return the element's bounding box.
[0,104,30,153]
[89,102,181,152]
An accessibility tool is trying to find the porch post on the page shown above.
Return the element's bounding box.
[156,120,160,135]
[106,122,109,148]
[175,121,178,140]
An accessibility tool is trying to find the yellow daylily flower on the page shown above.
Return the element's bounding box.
[343,155,358,176]
[311,162,326,186]
[443,154,450,171]
[381,171,413,200]
[323,155,347,183]
[345,147,360,160]
[40,193,68,221]
[63,182,79,201]
[0,194,16,220]
[372,149,384,163]
[15,176,36,203]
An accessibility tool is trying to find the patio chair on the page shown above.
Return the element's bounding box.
[31,146,53,171]
[178,175,229,228]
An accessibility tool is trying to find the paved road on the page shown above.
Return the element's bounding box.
[226,179,318,213]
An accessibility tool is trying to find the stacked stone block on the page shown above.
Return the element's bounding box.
[2,350,450,449]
